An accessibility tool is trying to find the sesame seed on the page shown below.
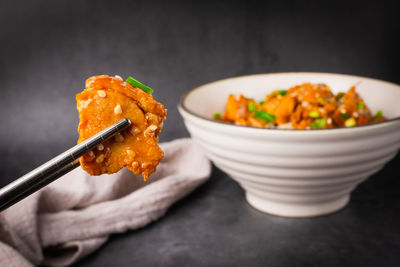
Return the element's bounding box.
[130,126,141,135]
[144,125,158,137]
[277,122,293,129]
[327,118,332,124]
[141,162,150,168]
[148,125,157,131]
[115,133,124,142]
[114,104,122,115]
[97,144,104,151]
[87,80,94,87]
[78,99,92,111]
[126,149,136,156]
[115,75,123,80]
[88,150,94,157]
[131,161,139,169]
[97,90,106,97]
[96,154,105,163]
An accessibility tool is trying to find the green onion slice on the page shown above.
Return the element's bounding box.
[254,110,275,122]
[259,100,265,105]
[358,102,364,110]
[336,92,344,101]
[345,117,357,127]
[248,102,256,112]
[276,90,288,96]
[340,113,350,119]
[376,110,383,118]
[126,76,154,95]
[311,119,326,129]
[309,111,320,118]
[213,113,221,119]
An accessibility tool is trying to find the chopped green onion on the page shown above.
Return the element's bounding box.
[213,113,221,119]
[276,90,288,96]
[248,102,274,122]
[248,102,256,112]
[372,110,384,121]
[340,113,350,119]
[311,119,326,129]
[126,76,154,95]
[345,117,357,127]
[309,111,320,118]
[259,101,265,105]
[254,110,275,122]
[336,92,344,101]
[358,102,364,110]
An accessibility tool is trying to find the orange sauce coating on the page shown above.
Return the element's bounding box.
[76,75,167,180]
[219,83,385,129]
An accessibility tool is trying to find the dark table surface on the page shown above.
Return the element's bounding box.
[1,0,399,266]
[73,157,400,267]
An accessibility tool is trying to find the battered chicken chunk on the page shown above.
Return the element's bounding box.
[76,75,167,180]
[216,83,386,129]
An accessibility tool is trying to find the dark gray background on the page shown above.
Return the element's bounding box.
[1,0,399,266]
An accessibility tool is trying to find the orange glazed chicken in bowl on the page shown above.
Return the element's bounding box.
[178,72,400,217]
[216,83,386,129]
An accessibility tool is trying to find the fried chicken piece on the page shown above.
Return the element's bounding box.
[333,86,372,127]
[216,83,386,129]
[288,83,337,129]
[76,75,167,180]
[223,94,249,126]
[274,96,296,124]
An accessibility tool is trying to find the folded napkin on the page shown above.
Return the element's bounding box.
[0,138,211,267]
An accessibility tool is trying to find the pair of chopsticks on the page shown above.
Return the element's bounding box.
[0,118,131,212]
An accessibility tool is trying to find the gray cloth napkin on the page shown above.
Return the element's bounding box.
[0,138,211,267]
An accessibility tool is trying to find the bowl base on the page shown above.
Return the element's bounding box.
[246,193,350,218]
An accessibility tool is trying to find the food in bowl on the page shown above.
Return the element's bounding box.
[214,83,386,129]
[76,75,167,180]
[179,72,400,217]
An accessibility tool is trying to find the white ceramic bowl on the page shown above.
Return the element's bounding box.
[178,72,400,217]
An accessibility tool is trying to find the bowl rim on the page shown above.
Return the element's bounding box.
[178,72,400,133]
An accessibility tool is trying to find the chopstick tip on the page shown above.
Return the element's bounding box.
[125,118,132,126]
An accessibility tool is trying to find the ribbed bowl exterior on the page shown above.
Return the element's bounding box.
[180,114,400,217]
[178,73,400,217]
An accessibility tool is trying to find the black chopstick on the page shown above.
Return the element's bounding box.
[0,118,131,212]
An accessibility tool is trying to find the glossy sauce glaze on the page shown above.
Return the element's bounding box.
[76,75,167,180]
[216,83,386,129]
